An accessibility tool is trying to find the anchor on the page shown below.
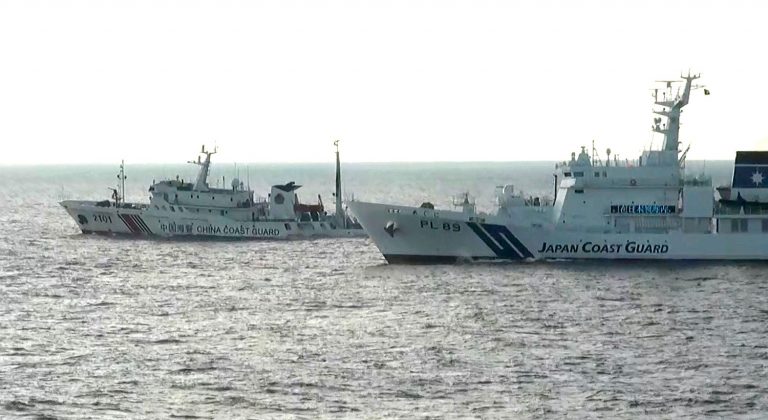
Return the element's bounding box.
[384,221,398,237]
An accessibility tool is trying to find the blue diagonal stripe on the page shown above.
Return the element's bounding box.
[466,222,521,260]
[483,224,534,259]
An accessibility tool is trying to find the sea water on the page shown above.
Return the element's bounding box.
[1,161,767,419]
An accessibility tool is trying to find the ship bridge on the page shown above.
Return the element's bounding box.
[549,72,714,234]
[147,146,258,212]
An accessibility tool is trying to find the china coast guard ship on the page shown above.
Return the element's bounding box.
[61,142,364,239]
[349,73,768,262]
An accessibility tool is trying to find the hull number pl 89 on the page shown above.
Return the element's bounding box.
[420,220,461,232]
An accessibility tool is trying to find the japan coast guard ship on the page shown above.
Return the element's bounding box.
[349,72,768,262]
[60,142,365,239]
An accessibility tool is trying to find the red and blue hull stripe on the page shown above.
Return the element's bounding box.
[118,213,153,235]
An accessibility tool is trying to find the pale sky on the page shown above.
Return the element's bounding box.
[1,0,767,164]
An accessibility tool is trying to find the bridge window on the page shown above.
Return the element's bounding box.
[170,206,175,212]
[575,189,584,194]
[762,219,768,232]
[284,223,292,230]
[574,172,584,177]
[594,172,600,177]
[563,172,572,177]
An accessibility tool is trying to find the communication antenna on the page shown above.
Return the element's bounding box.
[591,139,603,166]
[333,139,345,228]
[678,144,690,168]
[115,160,126,205]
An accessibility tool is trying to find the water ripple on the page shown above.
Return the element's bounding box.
[2,164,767,418]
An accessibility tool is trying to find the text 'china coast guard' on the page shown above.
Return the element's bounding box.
[60,142,364,239]
[349,72,768,262]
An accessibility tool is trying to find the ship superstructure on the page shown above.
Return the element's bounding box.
[61,144,364,239]
[349,73,768,262]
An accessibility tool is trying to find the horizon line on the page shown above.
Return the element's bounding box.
[0,158,734,167]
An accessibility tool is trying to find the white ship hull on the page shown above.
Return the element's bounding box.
[62,200,364,239]
[349,73,768,263]
[349,201,768,262]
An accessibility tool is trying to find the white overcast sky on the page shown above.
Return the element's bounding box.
[1,0,767,164]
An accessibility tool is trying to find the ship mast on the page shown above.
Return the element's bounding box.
[652,71,700,153]
[115,160,126,206]
[334,140,346,228]
[189,145,216,191]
